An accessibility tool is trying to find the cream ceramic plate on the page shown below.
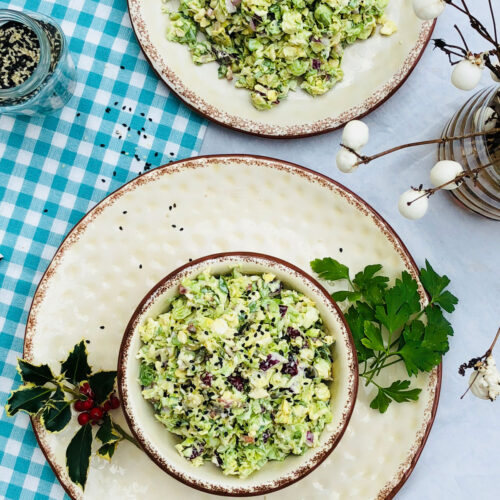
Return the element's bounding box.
[25,155,440,499]
[128,0,434,137]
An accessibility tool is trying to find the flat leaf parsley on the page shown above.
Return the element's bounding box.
[311,259,458,413]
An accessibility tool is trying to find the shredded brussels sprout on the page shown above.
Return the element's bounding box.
[138,268,335,477]
[164,0,391,109]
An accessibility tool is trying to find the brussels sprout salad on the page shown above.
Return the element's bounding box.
[138,268,335,477]
[163,0,394,110]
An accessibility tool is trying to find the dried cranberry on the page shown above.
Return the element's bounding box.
[306,430,314,445]
[312,59,321,70]
[286,327,300,338]
[259,354,280,371]
[190,444,204,460]
[262,430,270,443]
[279,305,288,317]
[179,285,188,294]
[268,280,282,297]
[228,374,245,392]
[282,357,298,376]
[200,372,212,386]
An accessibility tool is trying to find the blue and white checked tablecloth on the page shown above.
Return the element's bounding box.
[0,0,207,498]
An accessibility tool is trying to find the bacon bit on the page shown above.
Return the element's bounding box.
[246,283,253,291]
[241,435,255,443]
[187,323,196,333]
[179,285,188,294]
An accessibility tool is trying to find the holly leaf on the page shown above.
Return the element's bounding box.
[41,387,71,433]
[310,258,350,281]
[66,423,93,489]
[17,359,55,386]
[361,321,385,351]
[370,380,421,413]
[344,307,373,362]
[61,341,91,385]
[5,386,53,416]
[96,415,121,445]
[88,371,117,405]
[331,290,361,302]
[420,260,458,312]
[97,441,119,461]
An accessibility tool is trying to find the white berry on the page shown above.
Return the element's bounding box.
[430,160,463,190]
[398,190,429,220]
[336,147,358,173]
[412,0,445,20]
[470,356,500,401]
[451,59,483,91]
[473,106,498,132]
[341,120,369,151]
[490,68,500,83]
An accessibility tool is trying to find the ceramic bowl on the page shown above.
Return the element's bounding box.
[118,252,358,496]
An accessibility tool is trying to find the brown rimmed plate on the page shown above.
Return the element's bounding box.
[127,1,434,138]
[24,155,440,499]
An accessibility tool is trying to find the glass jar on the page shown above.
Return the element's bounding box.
[438,85,500,220]
[0,9,76,115]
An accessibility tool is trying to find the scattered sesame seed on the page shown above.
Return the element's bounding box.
[121,150,126,154]
[100,325,105,329]
[114,101,118,105]
[170,152,175,156]
[113,171,116,176]
[180,227,184,231]
[119,226,123,230]
[43,209,48,213]
[139,264,142,269]
[173,203,177,208]
[143,134,147,139]
[123,210,127,214]
[76,112,81,117]
[148,117,152,122]
[172,224,176,228]
[140,112,145,117]
[101,178,105,183]
[85,340,90,344]
[154,152,159,157]
[105,107,110,113]
[128,107,132,112]
[100,144,105,147]
[137,130,141,135]
[120,65,125,69]
[339,248,343,253]
[189,258,193,262]
[122,105,126,110]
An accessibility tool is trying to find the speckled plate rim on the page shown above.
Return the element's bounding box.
[23,154,442,499]
[127,0,435,138]
[117,251,359,496]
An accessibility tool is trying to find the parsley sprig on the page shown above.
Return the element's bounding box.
[311,259,458,413]
[6,341,138,490]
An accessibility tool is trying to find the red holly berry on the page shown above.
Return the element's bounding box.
[78,412,90,425]
[110,396,120,409]
[81,398,94,411]
[74,400,84,412]
[103,401,112,412]
[79,383,95,398]
[90,407,104,420]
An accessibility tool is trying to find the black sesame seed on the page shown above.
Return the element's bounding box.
[113,171,116,176]
[76,112,81,117]
[122,105,126,110]
[122,123,127,127]
[139,264,142,269]
[169,206,172,210]
[172,224,176,228]
[170,152,175,156]
[143,134,147,139]
[100,325,105,329]
[114,101,118,105]
[148,117,152,122]
[121,150,126,154]
[189,258,193,262]
[137,130,141,135]
[118,135,122,140]
[123,210,127,214]
[173,203,177,208]
[141,127,145,131]
[120,65,125,69]
[101,179,105,183]
[154,152,159,157]
[140,112,145,117]
[180,227,184,231]
[43,209,48,213]
[85,340,90,344]
[119,226,123,230]
[100,144,105,147]
[128,107,132,111]
[339,248,343,252]
[105,107,110,113]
